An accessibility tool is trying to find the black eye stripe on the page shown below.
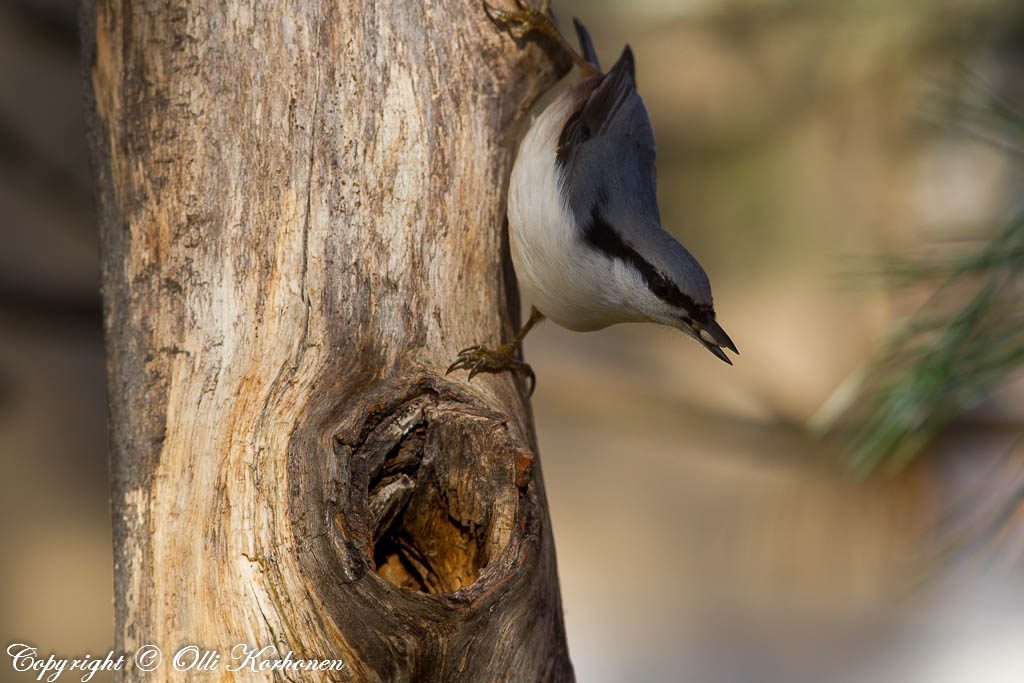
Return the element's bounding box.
[650,274,672,299]
[580,203,712,320]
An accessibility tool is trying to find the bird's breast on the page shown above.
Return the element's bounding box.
[507,89,640,332]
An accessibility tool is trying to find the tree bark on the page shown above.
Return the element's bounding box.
[81,1,573,679]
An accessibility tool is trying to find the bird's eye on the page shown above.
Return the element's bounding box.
[652,275,671,298]
[579,124,591,143]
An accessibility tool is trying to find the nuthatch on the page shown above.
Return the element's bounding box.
[449,3,737,393]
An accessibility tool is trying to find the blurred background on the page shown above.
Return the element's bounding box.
[2,0,1023,681]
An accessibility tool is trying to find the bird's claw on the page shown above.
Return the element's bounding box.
[482,0,554,40]
[446,343,537,396]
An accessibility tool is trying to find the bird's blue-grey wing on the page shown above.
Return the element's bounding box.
[553,47,722,324]
[555,46,659,229]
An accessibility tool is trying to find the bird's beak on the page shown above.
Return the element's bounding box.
[688,319,738,365]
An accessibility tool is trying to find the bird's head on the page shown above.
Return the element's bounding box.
[618,231,738,364]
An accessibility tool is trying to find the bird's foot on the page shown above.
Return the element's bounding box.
[446,342,536,395]
[483,0,555,41]
[482,0,599,76]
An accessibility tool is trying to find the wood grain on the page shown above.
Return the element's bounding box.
[81,0,573,679]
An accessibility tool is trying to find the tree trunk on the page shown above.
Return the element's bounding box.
[81,1,573,679]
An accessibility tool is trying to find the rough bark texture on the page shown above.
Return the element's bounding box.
[81,1,572,679]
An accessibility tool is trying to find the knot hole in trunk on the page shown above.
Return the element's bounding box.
[332,382,537,598]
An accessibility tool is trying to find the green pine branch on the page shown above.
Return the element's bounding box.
[813,74,1024,473]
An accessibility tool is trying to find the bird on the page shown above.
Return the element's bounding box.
[448,2,737,394]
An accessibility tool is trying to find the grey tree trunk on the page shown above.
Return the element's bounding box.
[80,1,573,679]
